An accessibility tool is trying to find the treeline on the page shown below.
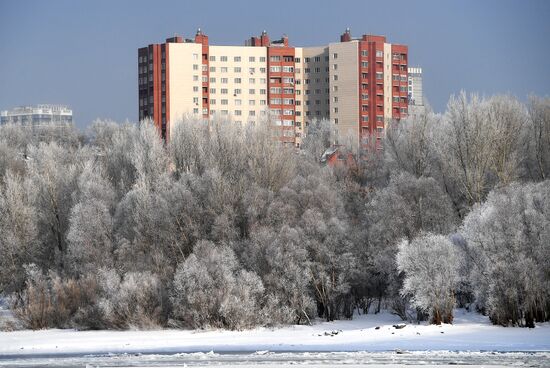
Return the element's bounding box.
[0,92,549,330]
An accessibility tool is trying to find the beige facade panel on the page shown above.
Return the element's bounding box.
[208,46,268,124]
[167,42,203,131]
[302,46,330,125]
[328,41,359,148]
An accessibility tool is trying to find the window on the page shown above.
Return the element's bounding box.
[249,100,255,105]
[283,98,294,105]
[333,64,338,70]
[234,89,241,95]
[283,109,294,115]
[314,56,320,62]
[210,66,216,72]
[220,56,228,62]
[270,98,282,104]
[333,75,338,81]
[376,116,383,122]
[260,67,266,73]
[249,110,256,116]
[202,64,208,72]
[209,55,216,61]
[221,88,228,94]
[333,53,338,59]
[314,67,320,73]
[362,93,369,100]
[270,66,281,72]
[376,72,383,80]
[361,50,368,57]
[193,86,199,92]
[234,78,241,83]
[283,77,294,84]
[260,78,266,84]
[193,108,199,114]
[249,78,255,84]
[376,50,383,58]
[221,78,228,84]
[221,99,228,105]
[235,99,242,105]
[210,99,216,105]
[249,67,255,74]
[234,67,241,73]
[193,75,199,82]
[234,56,241,62]
[361,61,368,68]
[295,57,301,63]
[221,110,228,115]
[260,89,266,95]
[235,110,242,116]
[260,100,267,105]
[362,115,369,122]
[260,56,266,62]
[210,77,216,83]
[221,67,228,73]
[282,66,294,73]
[249,56,255,62]
[192,53,198,60]
[333,107,338,113]
[270,55,281,62]
[193,64,199,70]
[202,76,208,82]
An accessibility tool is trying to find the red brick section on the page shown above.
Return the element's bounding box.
[195,31,210,119]
[352,34,386,144]
[267,44,296,145]
[391,44,408,121]
[152,44,162,135]
[164,43,171,141]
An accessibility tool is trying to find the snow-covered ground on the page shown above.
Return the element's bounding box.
[0,309,549,358]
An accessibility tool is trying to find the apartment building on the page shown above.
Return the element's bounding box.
[1,104,73,126]
[138,29,408,148]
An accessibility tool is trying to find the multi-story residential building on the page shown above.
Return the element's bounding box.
[408,67,423,107]
[138,29,408,149]
[0,104,73,126]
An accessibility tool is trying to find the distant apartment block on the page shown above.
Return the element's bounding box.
[408,67,423,107]
[138,29,408,148]
[0,104,73,126]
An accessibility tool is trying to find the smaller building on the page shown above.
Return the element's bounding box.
[0,104,73,126]
[407,67,423,107]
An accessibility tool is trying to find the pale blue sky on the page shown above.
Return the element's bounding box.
[1,0,549,129]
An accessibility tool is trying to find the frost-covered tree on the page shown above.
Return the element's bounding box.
[0,173,39,293]
[26,142,80,270]
[97,269,165,329]
[66,161,116,275]
[171,241,265,330]
[461,181,550,327]
[397,233,462,324]
[524,96,550,180]
[244,226,316,324]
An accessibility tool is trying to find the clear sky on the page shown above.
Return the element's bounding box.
[1,0,549,129]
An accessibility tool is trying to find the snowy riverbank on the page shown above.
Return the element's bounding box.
[1,309,549,358]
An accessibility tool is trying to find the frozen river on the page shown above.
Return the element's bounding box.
[0,351,549,368]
